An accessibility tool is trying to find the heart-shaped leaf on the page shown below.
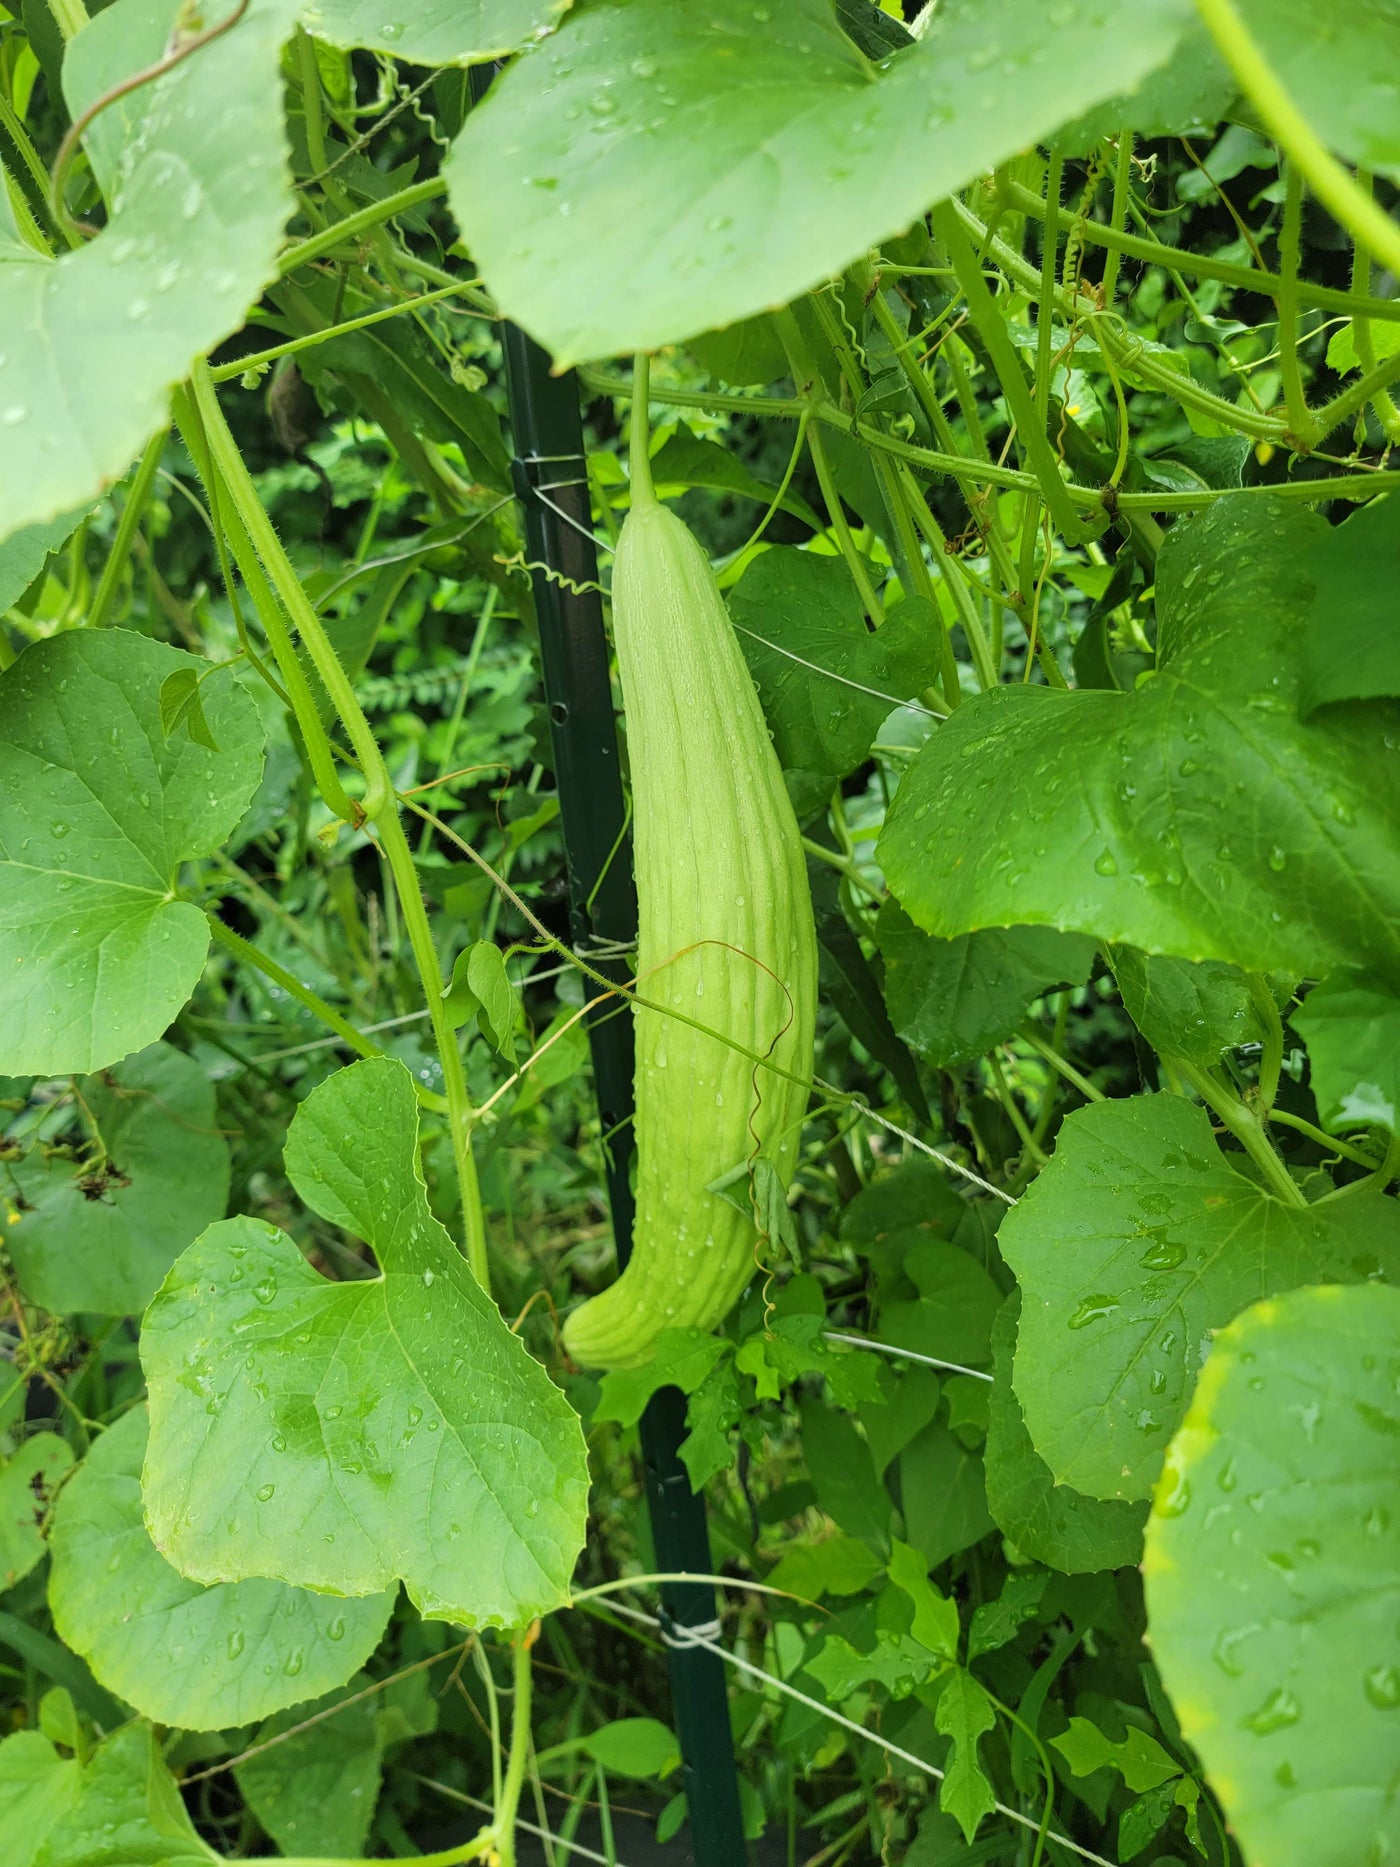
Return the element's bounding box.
[0,0,299,543]
[879,497,1400,983]
[0,632,264,1075]
[48,1408,393,1730]
[445,0,1189,365]
[141,1056,589,1628]
[1000,1093,1400,1499]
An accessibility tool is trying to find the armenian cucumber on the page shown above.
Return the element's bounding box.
[561,417,817,1372]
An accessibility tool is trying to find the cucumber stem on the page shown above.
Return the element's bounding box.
[630,353,656,506]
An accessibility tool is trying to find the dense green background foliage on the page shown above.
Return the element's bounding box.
[0,0,1398,1863]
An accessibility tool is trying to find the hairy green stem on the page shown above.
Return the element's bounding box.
[775,309,887,622]
[1346,172,1400,440]
[931,202,1089,544]
[1100,131,1134,306]
[87,430,166,629]
[1276,165,1314,445]
[191,363,392,820]
[493,1636,536,1867]
[629,352,655,504]
[1245,974,1285,1110]
[210,284,462,383]
[275,176,447,275]
[375,808,488,1284]
[998,173,1400,324]
[174,384,360,822]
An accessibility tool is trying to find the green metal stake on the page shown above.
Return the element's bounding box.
[500,324,748,1866]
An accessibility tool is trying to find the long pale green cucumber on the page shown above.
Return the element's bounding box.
[562,433,816,1372]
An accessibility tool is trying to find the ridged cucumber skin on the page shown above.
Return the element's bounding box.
[562,498,816,1371]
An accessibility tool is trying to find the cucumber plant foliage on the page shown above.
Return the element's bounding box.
[0,0,1398,1862]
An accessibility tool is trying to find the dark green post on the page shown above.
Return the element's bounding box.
[500,325,748,1866]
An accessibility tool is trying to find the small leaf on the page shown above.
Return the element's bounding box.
[1107,945,1267,1068]
[1118,1781,1180,1859]
[678,1356,743,1489]
[0,505,91,616]
[877,907,1095,1068]
[1144,1283,1400,1867]
[0,1435,73,1590]
[141,1057,589,1628]
[0,1732,80,1867]
[898,1423,994,1571]
[808,1629,940,1702]
[442,940,520,1053]
[967,1571,1048,1659]
[594,1330,732,1430]
[1050,1715,1180,1792]
[234,1678,383,1859]
[157,668,220,752]
[6,1043,231,1317]
[765,1534,883,1603]
[1294,972,1400,1132]
[935,1667,997,1842]
[730,550,939,781]
[580,1717,681,1780]
[48,1408,393,1731]
[31,1721,216,1867]
[887,1538,959,1659]
[876,1238,1003,1372]
[799,1396,890,1549]
[859,1361,942,1478]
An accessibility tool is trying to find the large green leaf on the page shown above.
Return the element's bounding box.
[7,1044,230,1316]
[879,498,1400,983]
[1297,493,1400,714]
[0,632,264,1076]
[877,907,1095,1069]
[983,1296,1146,1575]
[1294,974,1400,1133]
[48,1408,393,1730]
[234,1676,383,1856]
[445,0,1190,365]
[0,0,299,544]
[1000,1093,1400,1500]
[1144,1283,1400,1867]
[729,549,939,781]
[141,1057,590,1628]
[0,1434,73,1591]
[1238,0,1400,177]
[31,1721,215,1867]
[0,1733,80,1867]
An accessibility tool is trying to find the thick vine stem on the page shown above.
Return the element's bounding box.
[186,365,489,1285]
[772,310,887,623]
[190,363,392,823]
[1175,1059,1307,1207]
[930,201,1091,545]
